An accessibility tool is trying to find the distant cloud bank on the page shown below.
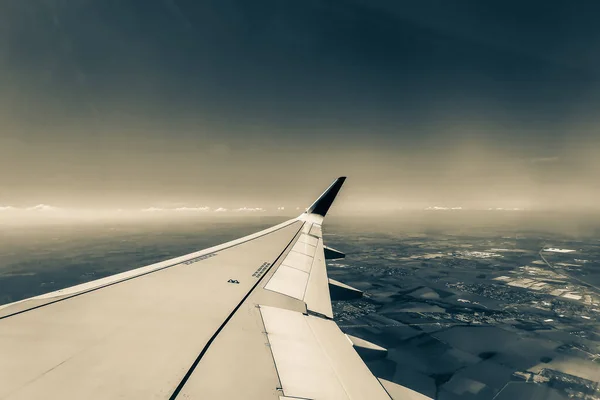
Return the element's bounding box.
[27,204,58,211]
[530,156,559,164]
[0,204,272,217]
[141,207,164,212]
[424,206,524,211]
[424,206,463,211]
[174,207,210,212]
[139,206,268,213]
[1,203,533,223]
[0,204,59,212]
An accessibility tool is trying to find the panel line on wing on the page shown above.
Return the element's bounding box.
[297,234,319,247]
[168,223,305,400]
[303,238,334,318]
[256,304,285,397]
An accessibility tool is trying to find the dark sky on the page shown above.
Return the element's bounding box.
[1,0,600,213]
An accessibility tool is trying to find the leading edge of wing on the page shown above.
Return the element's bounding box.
[0,177,346,320]
[0,218,299,320]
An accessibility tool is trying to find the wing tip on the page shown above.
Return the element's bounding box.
[306,177,346,217]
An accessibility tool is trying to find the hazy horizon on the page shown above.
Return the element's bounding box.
[2,1,600,213]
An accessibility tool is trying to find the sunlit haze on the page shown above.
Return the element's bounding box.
[2,1,600,218]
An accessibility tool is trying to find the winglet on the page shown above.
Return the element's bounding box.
[305,177,346,217]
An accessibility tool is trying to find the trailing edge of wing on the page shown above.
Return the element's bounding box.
[305,176,346,217]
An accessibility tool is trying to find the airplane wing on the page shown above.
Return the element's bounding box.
[0,177,430,400]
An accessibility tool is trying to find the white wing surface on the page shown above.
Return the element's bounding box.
[0,177,429,400]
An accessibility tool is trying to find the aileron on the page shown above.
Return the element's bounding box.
[260,305,389,400]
